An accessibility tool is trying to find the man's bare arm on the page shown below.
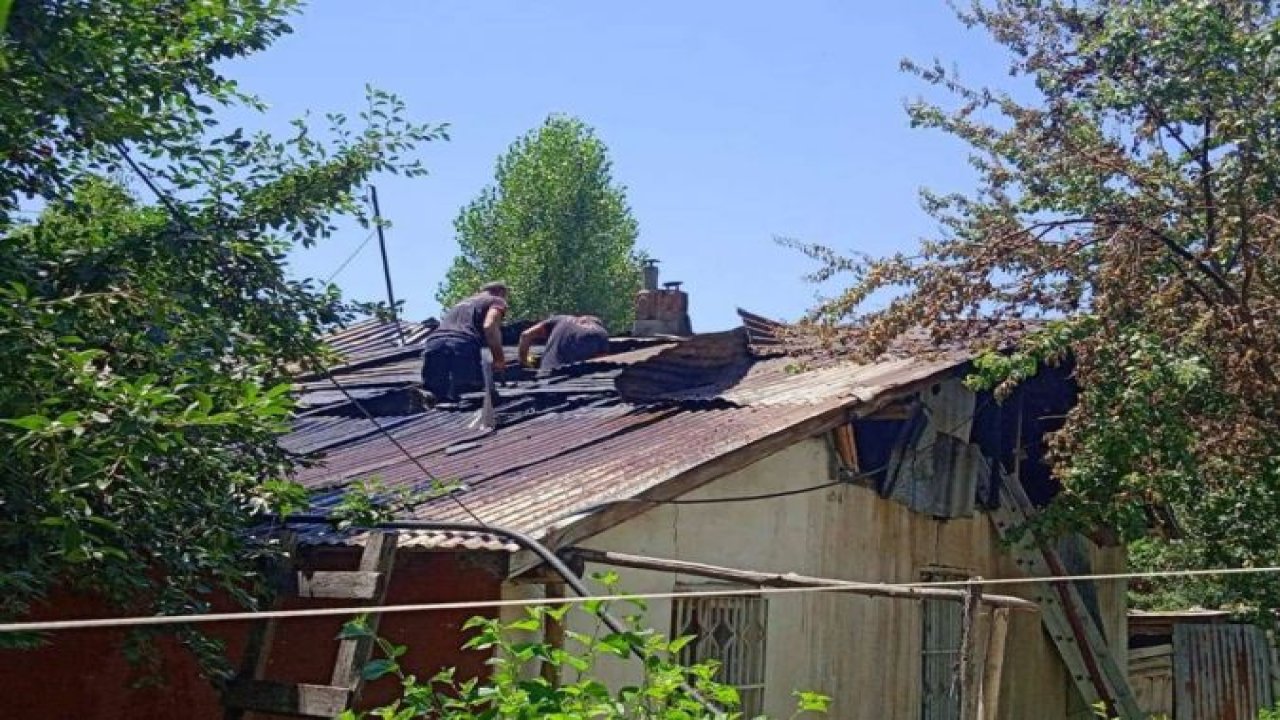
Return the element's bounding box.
[483,306,506,372]
[518,321,550,368]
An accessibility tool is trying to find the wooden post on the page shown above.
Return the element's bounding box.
[959,580,984,719]
[541,584,565,686]
[980,607,1011,720]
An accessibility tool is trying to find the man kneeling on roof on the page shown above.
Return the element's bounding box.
[517,314,609,377]
[420,281,508,404]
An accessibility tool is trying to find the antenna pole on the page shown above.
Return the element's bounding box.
[368,185,406,344]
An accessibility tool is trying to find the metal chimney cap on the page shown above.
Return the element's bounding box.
[662,280,683,290]
[642,258,660,267]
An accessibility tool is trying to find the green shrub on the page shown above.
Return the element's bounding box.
[339,579,829,719]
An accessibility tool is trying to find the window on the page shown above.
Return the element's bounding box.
[672,589,768,716]
[920,569,970,720]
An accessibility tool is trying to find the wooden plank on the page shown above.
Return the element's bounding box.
[570,548,1038,610]
[980,608,1011,720]
[831,424,859,471]
[959,583,984,719]
[296,570,383,600]
[222,679,351,718]
[330,532,399,695]
[993,478,1142,719]
[1128,645,1174,663]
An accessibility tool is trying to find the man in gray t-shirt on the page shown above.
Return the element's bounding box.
[420,282,508,402]
[518,315,609,377]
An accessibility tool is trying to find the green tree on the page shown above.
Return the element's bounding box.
[439,115,643,332]
[0,0,443,670]
[787,1,1280,613]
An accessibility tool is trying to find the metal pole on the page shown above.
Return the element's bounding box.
[368,185,406,345]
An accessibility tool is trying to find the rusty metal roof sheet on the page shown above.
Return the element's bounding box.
[285,326,967,550]
[326,318,435,360]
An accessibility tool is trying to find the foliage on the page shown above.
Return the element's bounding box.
[438,115,643,332]
[788,0,1280,612]
[0,0,444,669]
[331,478,457,531]
[338,574,830,719]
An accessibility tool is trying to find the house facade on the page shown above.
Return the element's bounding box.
[1,310,1133,719]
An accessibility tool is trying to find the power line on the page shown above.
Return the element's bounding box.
[324,228,378,283]
[4,564,1277,635]
[566,395,995,515]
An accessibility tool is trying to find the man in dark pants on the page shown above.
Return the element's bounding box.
[420,282,508,403]
[517,314,609,377]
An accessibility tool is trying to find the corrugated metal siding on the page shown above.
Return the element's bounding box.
[921,595,963,720]
[1174,623,1274,720]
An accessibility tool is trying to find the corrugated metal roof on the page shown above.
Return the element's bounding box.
[285,318,967,550]
[325,318,435,360]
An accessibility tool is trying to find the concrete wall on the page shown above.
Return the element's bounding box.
[508,438,1127,720]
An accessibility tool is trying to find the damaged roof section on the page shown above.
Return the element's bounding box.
[285,310,986,550]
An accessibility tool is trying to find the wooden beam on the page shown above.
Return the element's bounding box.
[222,680,350,718]
[831,424,859,471]
[980,608,1011,720]
[296,571,383,600]
[861,403,913,420]
[992,476,1141,718]
[569,548,1038,611]
[959,583,983,719]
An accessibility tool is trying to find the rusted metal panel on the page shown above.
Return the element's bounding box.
[287,314,994,551]
[325,318,434,360]
[1174,623,1274,720]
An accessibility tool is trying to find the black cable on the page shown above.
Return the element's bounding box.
[324,228,378,283]
[563,394,997,517]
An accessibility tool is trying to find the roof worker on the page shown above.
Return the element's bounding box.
[517,314,610,377]
[420,282,508,404]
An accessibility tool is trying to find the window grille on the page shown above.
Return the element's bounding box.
[672,590,767,716]
[920,569,970,720]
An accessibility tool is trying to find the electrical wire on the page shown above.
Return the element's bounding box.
[4,564,1278,634]
[564,394,996,516]
[324,228,378,283]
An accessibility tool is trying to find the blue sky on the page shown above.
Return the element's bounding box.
[224,1,1012,331]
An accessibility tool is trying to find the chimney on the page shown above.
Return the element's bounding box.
[632,259,693,337]
[642,258,660,291]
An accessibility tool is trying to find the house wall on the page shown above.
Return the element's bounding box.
[0,550,501,720]
[505,438,1127,720]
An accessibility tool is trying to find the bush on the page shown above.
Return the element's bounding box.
[338,580,829,719]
